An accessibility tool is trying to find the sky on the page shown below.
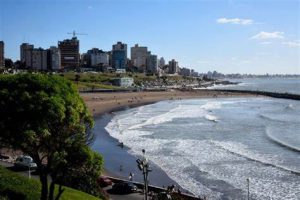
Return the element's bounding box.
[0,0,299,74]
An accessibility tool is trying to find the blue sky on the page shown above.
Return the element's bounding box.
[0,0,299,74]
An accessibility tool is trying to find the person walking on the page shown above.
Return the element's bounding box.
[129,172,134,181]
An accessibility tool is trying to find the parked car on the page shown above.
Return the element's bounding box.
[112,182,137,194]
[14,155,37,169]
[97,176,113,187]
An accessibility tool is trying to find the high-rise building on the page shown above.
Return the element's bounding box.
[86,48,109,67]
[131,44,148,71]
[179,67,191,76]
[31,48,47,70]
[20,43,34,67]
[168,59,179,74]
[47,46,61,70]
[159,57,165,68]
[0,41,4,67]
[112,42,127,70]
[58,37,80,68]
[147,54,158,73]
[112,42,127,59]
[20,43,47,70]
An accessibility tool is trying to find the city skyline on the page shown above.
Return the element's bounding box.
[1,0,299,74]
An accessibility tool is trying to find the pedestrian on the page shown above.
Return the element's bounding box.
[177,188,181,195]
[129,172,134,181]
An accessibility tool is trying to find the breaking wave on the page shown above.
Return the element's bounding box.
[265,128,300,153]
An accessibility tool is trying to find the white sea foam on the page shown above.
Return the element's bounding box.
[126,101,223,130]
[205,114,218,122]
[104,98,300,200]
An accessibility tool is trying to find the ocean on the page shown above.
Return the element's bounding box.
[93,78,300,200]
[211,78,300,95]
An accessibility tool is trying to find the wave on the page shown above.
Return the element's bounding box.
[258,113,285,123]
[205,114,218,122]
[128,101,223,130]
[285,104,294,110]
[210,140,300,175]
[127,105,183,130]
[265,128,300,153]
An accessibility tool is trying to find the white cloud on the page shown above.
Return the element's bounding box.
[251,31,284,40]
[87,5,93,9]
[282,41,300,47]
[216,18,253,25]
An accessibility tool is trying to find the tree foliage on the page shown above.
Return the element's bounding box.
[0,74,102,200]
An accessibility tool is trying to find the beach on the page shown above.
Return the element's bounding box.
[81,90,255,118]
[83,89,257,194]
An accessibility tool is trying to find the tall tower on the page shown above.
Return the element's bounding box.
[58,37,80,68]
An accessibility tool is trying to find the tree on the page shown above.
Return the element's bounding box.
[54,146,104,197]
[0,74,102,200]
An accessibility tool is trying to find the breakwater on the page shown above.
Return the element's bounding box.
[206,89,300,101]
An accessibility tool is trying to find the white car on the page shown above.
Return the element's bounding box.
[14,155,37,169]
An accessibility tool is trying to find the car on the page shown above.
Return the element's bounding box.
[14,155,37,170]
[97,176,113,187]
[112,182,138,194]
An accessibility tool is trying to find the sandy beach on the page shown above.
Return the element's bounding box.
[81,89,255,118]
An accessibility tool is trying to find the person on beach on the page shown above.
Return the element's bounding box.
[129,172,134,181]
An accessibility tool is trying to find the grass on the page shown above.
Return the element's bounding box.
[47,72,192,90]
[0,166,100,200]
[76,81,120,90]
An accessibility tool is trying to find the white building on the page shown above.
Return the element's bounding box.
[91,53,109,67]
[114,77,134,87]
[48,46,61,70]
[87,48,109,67]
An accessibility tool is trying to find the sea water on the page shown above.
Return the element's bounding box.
[212,78,300,95]
[104,97,300,200]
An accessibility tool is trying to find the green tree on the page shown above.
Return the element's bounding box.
[0,74,102,200]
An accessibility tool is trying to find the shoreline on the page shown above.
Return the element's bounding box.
[81,89,257,118]
[84,89,259,195]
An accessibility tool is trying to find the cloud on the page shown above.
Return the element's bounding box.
[216,18,253,25]
[87,5,93,9]
[251,31,284,40]
[282,41,300,47]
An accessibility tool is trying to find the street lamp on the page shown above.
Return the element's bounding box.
[136,149,152,200]
[246,178,250,200]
